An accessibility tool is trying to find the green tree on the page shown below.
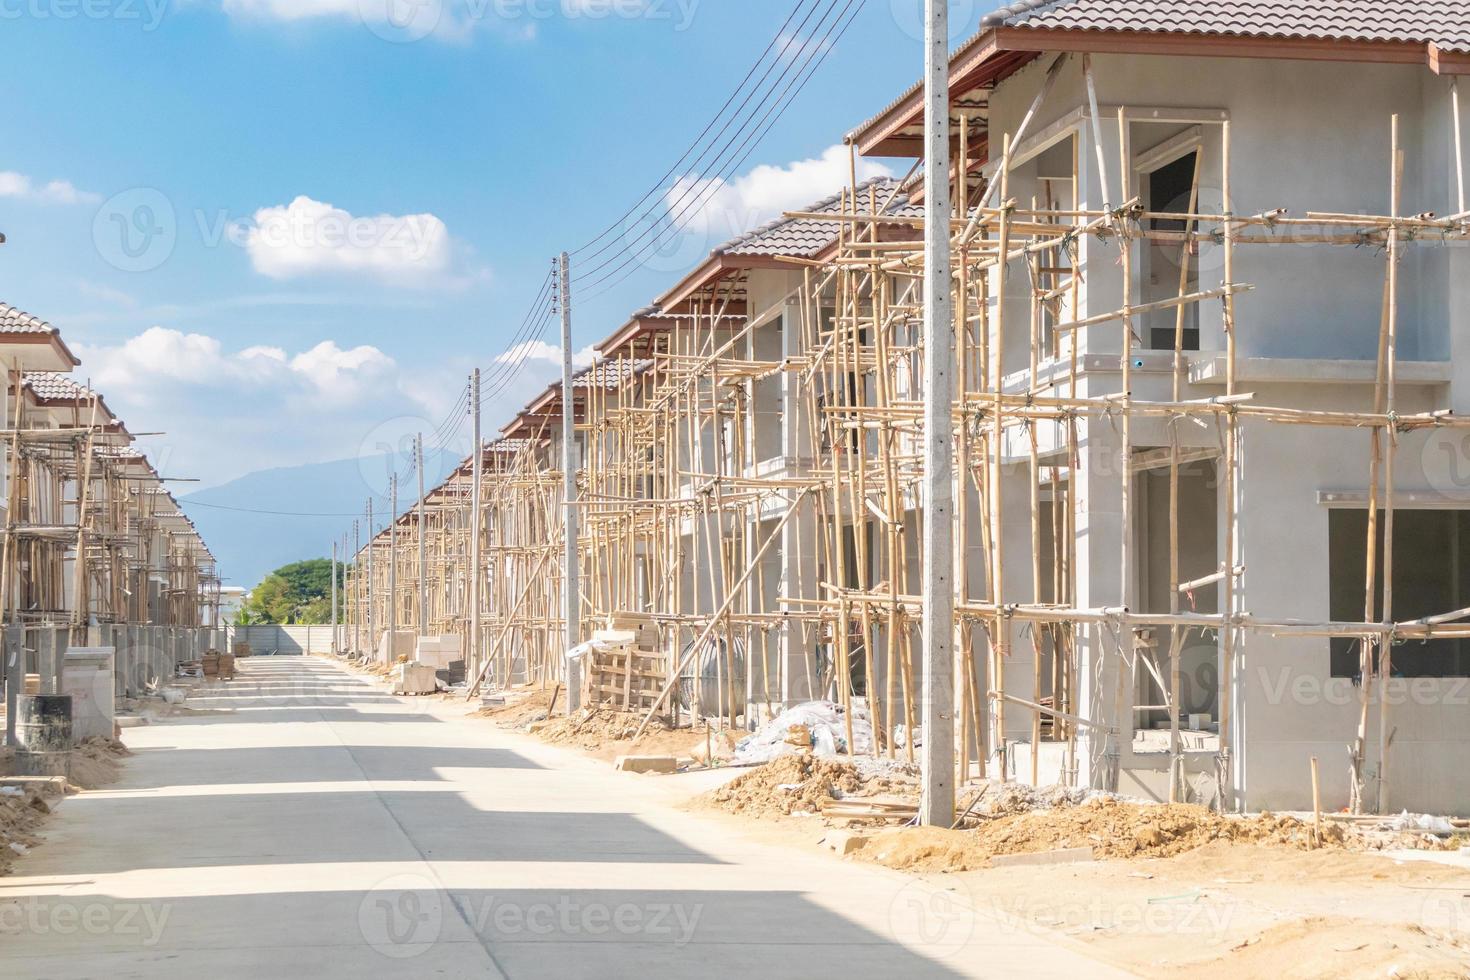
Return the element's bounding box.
[243,559,344,625]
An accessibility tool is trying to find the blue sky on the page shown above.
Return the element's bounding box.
[0,0,995,491]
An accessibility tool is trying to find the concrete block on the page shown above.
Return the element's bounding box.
[820,829,869,856]
[392,663,437,695]
[62,648,116,742]
[0,776,68,797]
[614,755,678,774]
[414,635,462,669]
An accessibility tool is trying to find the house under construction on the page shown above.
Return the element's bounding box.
[0,301,221,723]
[348,1,1470,817]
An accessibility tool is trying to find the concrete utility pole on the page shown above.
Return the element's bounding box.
[559,252,581,712]
[469,369,482,683]
[389,473,398,650]
[417,433,427,637]
[330,539,338,653]
[919,0,955,828]
[365,501,375,659]
[341,531,350,651]
[353,519,361,655]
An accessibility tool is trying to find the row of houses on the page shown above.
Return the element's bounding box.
[0,300,221,705]
[346,0,1470,817]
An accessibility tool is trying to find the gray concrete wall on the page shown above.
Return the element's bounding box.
[980,52,1470,812]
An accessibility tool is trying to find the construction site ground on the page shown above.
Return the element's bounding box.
[469,682,1470,978]
[0,657,1130,979]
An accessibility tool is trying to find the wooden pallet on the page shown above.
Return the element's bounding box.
[585,644,667,712]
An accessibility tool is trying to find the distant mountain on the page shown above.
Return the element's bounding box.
[180,450,463,589]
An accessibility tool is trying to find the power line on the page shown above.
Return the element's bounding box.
[569,0,826,266]
[577,0,861,300]
[183,500,369,518]
[572,0,837,286]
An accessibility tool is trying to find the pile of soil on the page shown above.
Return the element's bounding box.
[528,705,691,761]
[696,754,868,817]
[853,799,1368,872]
[1185,916,1470,980]
[476,687,557,728]
[69,736,130,791]
[0,787,52,875]
[977,798,1343,860]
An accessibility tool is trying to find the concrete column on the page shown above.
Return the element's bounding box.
[4,623,21,746]
[1073,413,1129,790]
[779,304,817,707]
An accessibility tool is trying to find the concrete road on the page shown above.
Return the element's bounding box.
[0,657,1131,979]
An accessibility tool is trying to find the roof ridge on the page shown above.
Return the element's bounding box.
[715,175,903,255]
[981,0,1074,30]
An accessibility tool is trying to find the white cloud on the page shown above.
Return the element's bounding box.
[668,144,892,242]
[220,0,357,21]
[496,339,598,370]
[74,327,419,484]
[212,0,691,42]
[0,171,100,206]
[237,196,455,285]
[73,325,575,490]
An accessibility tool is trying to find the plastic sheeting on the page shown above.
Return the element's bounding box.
[733,700,873,764]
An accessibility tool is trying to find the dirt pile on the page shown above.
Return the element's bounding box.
[1184,916,1470,980]
[975,798,1342,860]
[697,754,869,817]
[852,799,1371,872]
[529,705,687,759]
[476,687,557,728]
[0,787,52,874]
[69,737,130,791]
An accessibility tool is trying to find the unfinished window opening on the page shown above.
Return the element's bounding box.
[1131,459,1221,740]
[1329,508,1470,678]
[1135,128,1201,352]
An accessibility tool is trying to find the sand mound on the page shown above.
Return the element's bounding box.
[856,825,991,872]
[533,705,653,748]
[697,754,867,817]
[976,797,1342,860]
[476,687,556,728]
[69,736,129,791]
[1184,916,1470,979]
[0,787,52,875]
[852,799,1360,872]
